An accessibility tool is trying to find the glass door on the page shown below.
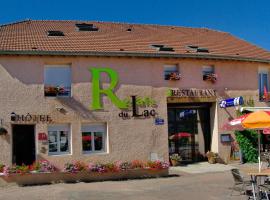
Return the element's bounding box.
[168,105,211,163]
[168,109,198,162]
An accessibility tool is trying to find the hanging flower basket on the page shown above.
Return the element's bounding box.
[203,73,217,83]
[169,72,181,80]
[44,86,69,97]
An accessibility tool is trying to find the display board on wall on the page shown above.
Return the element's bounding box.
[220,134,232,143]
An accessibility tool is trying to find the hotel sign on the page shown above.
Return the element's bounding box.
[10,112,52,123]
[167,89,217,103]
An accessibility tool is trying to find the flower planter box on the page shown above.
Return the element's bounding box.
[0,169,168,186]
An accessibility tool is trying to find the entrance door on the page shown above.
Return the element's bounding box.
[12,125,35,165]
[168,104,211,162]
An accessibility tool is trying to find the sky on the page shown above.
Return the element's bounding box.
[1,0,270,50]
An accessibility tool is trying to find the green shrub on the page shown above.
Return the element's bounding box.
[235,130,258,163]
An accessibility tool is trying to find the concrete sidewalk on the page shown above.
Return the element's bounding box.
[0,171,244,200]
[170,162,235,174]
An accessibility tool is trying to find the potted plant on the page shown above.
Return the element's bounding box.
[170,154,182,166]
[44,86,58,96]
[206,151,218,164]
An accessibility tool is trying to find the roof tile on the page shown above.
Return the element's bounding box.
[1,20,270,61]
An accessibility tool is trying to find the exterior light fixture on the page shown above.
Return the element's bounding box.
[0,127,7,135]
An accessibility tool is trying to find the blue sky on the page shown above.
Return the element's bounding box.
[1,0,270,50]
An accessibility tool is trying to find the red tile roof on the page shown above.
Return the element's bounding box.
[1,20,270,63]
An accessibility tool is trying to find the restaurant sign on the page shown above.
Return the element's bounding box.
[167,88,217,103]
[168,88,216,98]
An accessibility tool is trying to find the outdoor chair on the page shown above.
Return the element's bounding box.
[230,168,253,199]
[258,184,270,200]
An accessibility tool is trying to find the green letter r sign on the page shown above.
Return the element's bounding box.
[90,67,127,110]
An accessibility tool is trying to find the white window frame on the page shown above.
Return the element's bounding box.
[44,65,72,97]
[48,124,71,155]
[81,123,107,154]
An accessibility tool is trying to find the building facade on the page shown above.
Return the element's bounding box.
[0,20,270,168]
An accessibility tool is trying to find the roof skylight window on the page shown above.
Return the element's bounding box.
[186,45,209,53]
[151,44,174,52]
[47,31,65,36]
[75,23,99,31]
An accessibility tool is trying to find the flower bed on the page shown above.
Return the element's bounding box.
[0,160,169,186]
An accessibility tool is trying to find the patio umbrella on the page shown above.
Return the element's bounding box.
[169,132,191,140]
[223,111,270,172]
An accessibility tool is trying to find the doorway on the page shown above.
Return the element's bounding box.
[12,125,35,165]
[167,103,211,163]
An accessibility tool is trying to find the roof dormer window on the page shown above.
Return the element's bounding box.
[47,31,65,36]
[75,23,99,31]
[186,45,209,53]
[151,44,174,52]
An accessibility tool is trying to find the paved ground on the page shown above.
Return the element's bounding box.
[0,167,248,200]
[170,162,235,174]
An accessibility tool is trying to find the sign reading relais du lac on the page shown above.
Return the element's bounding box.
[89,68,157,119]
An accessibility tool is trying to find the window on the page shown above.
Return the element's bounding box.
[48,124,71,155]
[75,23,99,31]
[202,65,217,83]
[81,124,107,153]
[164,64,180,80]
[186,45,209,53]
[197,48,209,53]
[47,31,65,36]
[151,44,174,52]
[258,68,269,100]
[202,65,214,75]
[44,65,71,97]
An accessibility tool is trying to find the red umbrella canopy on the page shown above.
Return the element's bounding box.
[223,111,270,131]
[223,110,270,173]
[169,132,191,140]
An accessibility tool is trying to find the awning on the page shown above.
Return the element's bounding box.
[240,107,270,112]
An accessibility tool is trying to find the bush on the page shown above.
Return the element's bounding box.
[131,160,144,169]
[117,161,132,170]
[146,161,169,169]
[63,161,87,173]
[88,163,106,173]
[235,130,258,163]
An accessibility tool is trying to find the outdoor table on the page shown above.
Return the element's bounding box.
[246,169,270,200]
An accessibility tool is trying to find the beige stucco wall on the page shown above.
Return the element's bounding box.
[0,55,269,167]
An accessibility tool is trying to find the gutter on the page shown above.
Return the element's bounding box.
[1,50,270,64]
